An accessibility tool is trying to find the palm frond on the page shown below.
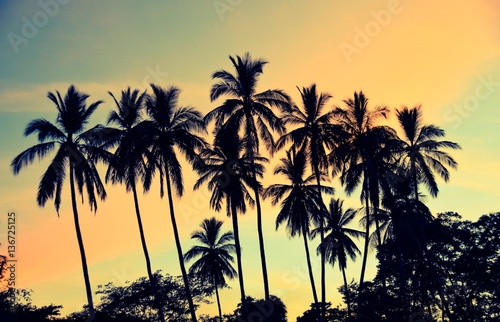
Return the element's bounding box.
[24,119,66,142]
[11,142,56,174]
[37,147,68,211]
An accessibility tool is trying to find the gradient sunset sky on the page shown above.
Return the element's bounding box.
[1,0,499,319]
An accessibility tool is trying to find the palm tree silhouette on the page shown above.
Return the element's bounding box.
[144,84,207,322]
[276,84,342,316]
[394,106,461,202]
[385,105,460,315]
[184,217,237,322]
[356,131,400,254]
[206,52,291,300]
[11,85,109,322]
[105,87,166,322]
[331,91,391,288]
[263,148,334,308]
[194,124,266,310]
[381,191,435,318]
[314,198,364,320]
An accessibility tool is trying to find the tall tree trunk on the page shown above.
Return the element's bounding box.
[357,178,371,322]
[373,196,388,293]
[358,182,370,286]
[131,183,166,322]
[245,111,269,300]
[213,276,223,322]
[254,187,270,300]
[165,173,197,322]
[372,193,383,250]
[312,164,326,322]
[250,158,269,300]
[417,254,432,318]
[69,165,96,322]
[230,199,247,315]
[342,266,352,321]
[371,188,388,309]
[302,226,319,304]
[412,160,419,203]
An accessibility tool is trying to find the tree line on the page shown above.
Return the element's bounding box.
[1,212,497,321]
[8,52,485,322]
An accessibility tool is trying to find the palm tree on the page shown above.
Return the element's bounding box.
[105,87,166,322]
[314,198,364,320]
[263,148,334,309]
[358,207,392,251]
[11,85,109,322]
[194,124,266,310]
[184,217,237,322]
[382,105,460,317]
[206,52,291,300]
[394,106,461,202]
[144,84,207,322]
[276,84,342,316]
[331,91,393,288]
[356,135,402,252]
[379,191,435,319]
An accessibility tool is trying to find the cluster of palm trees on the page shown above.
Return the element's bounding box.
[11,52,460,322]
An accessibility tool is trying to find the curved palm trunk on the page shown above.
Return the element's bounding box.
[372,194,383,249]
[69,165,96,322]
[367,161,383,260]
[313,165,326,321]
[417,255,432,318]
[245,112,270,300]
[411,160,432,316]
[131,183,166,322]
[357,179,371,322]
[230,198,247,313]
[302,226,319,304]
[372,191,388,300]
[213,277,223,322]
[411,160,419,203]
[358,182,370,286]
[249,156,270,300]
[165,173,197,322]
[341,266,352,320]
[253,186,270,300]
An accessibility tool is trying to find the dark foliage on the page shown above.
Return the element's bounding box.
[232,295,287,322]
[0,288,62,322]
[92,271,213,322]
[335,212,500,321]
